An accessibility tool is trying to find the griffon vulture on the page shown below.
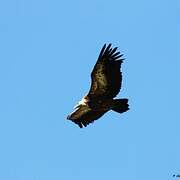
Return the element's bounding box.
[67,43,129,128]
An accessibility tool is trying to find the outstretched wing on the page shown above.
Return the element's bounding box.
[67,105,107,128]
[72,110,107,128]
[87,43,124,100]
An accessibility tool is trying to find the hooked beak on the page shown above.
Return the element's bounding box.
[67,114,71,120]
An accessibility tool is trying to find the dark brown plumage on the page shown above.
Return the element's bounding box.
[67,43,129,128]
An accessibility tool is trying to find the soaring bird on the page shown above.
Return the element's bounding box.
[67,43,129,128]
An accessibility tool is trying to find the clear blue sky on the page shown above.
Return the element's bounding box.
[0,0,180,179]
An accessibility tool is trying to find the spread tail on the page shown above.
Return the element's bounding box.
[112,99,129,113]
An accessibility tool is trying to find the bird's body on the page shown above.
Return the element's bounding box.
[67,43,129,128]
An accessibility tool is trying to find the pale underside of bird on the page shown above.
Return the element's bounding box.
[67,43,129,128]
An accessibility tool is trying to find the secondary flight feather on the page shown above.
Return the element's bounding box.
[67,43,129,128]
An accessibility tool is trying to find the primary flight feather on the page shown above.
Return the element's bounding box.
[67,43,129,128]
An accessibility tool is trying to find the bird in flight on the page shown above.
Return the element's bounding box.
[67,43,129,128]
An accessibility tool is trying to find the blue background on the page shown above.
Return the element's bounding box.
[0,0,180,179]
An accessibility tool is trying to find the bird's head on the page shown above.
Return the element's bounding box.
[67,104,81,120]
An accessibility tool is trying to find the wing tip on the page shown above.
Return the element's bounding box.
[98,43,124,61]
[71,119,94,128]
